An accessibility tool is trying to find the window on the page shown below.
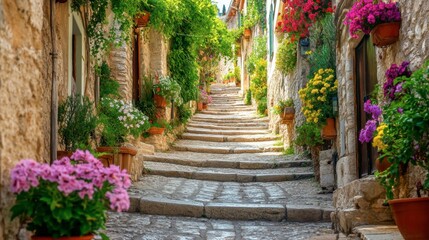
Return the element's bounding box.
[68,11,85,96]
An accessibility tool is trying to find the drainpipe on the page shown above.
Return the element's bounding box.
[50,0,58,164]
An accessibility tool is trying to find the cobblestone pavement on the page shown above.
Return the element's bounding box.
[106,212,335,240]
[106,85,334,239]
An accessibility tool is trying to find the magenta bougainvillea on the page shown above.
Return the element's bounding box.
[344,0,401,38]
[384,61,411,101]
[278,0,334,39]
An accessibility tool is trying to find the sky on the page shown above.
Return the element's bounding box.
[213,0,232,14]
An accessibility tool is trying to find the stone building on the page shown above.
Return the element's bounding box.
[332,0,429,234]
[0,1,168,239]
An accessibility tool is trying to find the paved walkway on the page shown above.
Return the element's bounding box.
[106,85,335,239]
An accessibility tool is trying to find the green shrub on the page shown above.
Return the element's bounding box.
[276,38,297,75]
[58,95,97,151]
[250,58,268,102]
[246,36,267,74]
[99,62,120,99]
[273,98,294,115]
[244,90,252,105]
[153,76,183,106]
[295,122,323,148]
[257,96,267,115]
[177,104,192,124]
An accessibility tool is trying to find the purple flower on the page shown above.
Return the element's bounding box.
[359,120,377,143]
[397,108,404,114]
[364,100,382,119]
[384,61,411,101]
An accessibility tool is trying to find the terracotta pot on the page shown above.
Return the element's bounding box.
[135,11,151,27]
[235,82,241,87]
[197,102,203,111]
[154,94,167,108]
[96,146,137,172]
[375,157,391,172]
[202,103,208,110]
[244,28,252,39]
[370,21,401,47]
[389,197,429,239]
[57,151,72,159]
[32,234,93,240]
[281,107,295,123]
[147,126,165,135]
[321,118,337,139]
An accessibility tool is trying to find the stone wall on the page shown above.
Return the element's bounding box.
[333,0,429,234]
[109,39,133,102]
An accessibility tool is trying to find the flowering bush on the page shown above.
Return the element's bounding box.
[98,98,150,146]
[384,61,411,101]
[273,99,294,115]
[199,89,212,104]
[376,61,429,199]
[10,150,130,238]
[299,68,338,124]
[279,0,334,39]
[153,76,183,105]
[276,38,297,75]
[344,0,401,38]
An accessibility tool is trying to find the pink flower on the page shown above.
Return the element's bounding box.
[106,188,130,212]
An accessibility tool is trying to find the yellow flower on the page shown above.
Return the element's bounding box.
[320,87,326,93]
[305,50,313,55]
[318,69,324,74]
[324,83,330,88]
[372,124,387,150]
[311,89,319,94]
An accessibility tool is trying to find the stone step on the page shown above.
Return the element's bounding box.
[199,108,255,114]
[143,152,312,169]
[188,120,268,128]
[197,110,255,115]
[191,116,268,123]
[185,127,270,135]
[127,175,333,222]
[187,123,268,130]
[180,133,278,142]
[208,103,249,108]
[144,162,314,182]
[172,139,283,154]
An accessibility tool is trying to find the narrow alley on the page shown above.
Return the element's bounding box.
[105,85,335,239]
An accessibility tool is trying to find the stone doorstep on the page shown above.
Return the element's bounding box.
[129,196,333,222]
[180,133,278,142]
[172,145,284,154]
[143,155,312,169]
[353,225,404,240]
[144,167,314,183]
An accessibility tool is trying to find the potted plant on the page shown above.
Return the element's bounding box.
[147,119,169,135]
[200,89,212,109]
[273,98,295,124]
[97,98,150,172]
[344,0,401,47]
[298,68,338,139]
[374,61,429,239]
[135,11,151,27]
[58,95,97,159]
[152,76,183,108]
[358,61,412,172]
[234,66,241,87]
[10,150,131,239]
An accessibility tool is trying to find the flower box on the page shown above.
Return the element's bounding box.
[370,21,401,47]
[147,126,165,135]
[96,146,137,173]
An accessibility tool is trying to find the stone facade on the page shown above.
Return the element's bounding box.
[0,1,97,239]
[333,0,429,234]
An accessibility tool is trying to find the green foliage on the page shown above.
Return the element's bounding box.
[273,99,294,115]
[244,90,252,105]
[257,96,267,115]
[177,104,192,124]
[377,61,429,199]
[230,27,244,42]
[243,0,266,29]
[276,38,297,75]
[308,14,336,77]
[223,71,235,80]
[99,62,120,99]
[153,76,183,106]
[58,95,97,152]
[135,75,156,121]
[246,36,267,74]
[283,146,295,155]
[295,122,323,148]
[234,66,241,82]
[98,98,150,146]
[250,58,268,102]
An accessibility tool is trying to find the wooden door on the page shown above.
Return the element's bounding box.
[355,36,378,177]
[132,32,140,103]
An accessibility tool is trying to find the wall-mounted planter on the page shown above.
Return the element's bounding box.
[154,94,167,108]
[370,21,400,47]
[281,107,295,124]
[202,103,208,110]
[135,11,151,27]
[321,118,336,139]
[148,127,165,135]
[197,102,203,111]
[244,28,252,39]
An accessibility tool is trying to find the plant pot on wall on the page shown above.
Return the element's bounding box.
[370,21,401,47]
[135,11,151,27]
[197,102,203,111]
[32,234,94,240]
[281,107,295,124]
[375,157,391,172]
[202,103,208,110]
[154,94,167,108]
[244,28,252,39]
[321,118,336,139]
[147,126,165,135]
[96,146,137,173]
[388,197,429,239]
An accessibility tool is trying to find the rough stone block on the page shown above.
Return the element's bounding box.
[286,205,323,222]
[140,197,204,217]
[319,149,335,190]
[205,203,285,221]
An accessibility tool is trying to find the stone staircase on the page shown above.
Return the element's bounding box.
[127,85,333,223]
